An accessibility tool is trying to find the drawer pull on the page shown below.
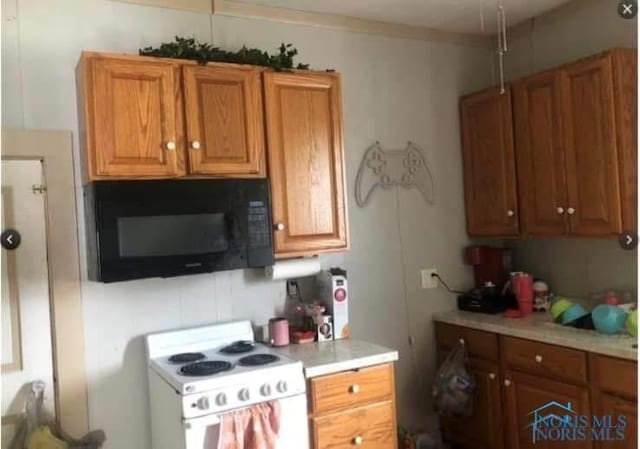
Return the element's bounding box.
[504,379,511,387]
[349,384,360,394]
[353,435,363,445]
[535,354,543,363]
[458,338,465,345]
[488,372,496,380]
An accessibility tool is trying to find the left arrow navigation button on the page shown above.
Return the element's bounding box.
[1,229,21,250]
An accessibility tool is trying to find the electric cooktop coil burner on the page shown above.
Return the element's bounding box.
[180,360,233,377]
[220,340,255,354]
[238,354,280,366]
[168,352,206,364]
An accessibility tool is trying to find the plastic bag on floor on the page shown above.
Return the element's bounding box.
[8,381,106,449]
[432,343,475,417]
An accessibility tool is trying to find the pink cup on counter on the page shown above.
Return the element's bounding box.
[515,274,534,315]
[268,317,290,347]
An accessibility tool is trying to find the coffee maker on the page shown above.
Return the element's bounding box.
[457,246,515,314]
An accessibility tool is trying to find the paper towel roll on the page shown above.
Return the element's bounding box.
[265,257,321,280]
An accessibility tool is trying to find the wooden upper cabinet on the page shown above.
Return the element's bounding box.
[514,71,569,236]
[611,49,638,233]
[561,53,623,236]
[77,53,184,180]
[263,71,348,257]
[182,64,265,177]
[460,87,519,237]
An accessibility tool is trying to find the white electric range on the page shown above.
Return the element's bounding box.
[146,321,309,449]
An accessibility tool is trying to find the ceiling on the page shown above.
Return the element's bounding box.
[227,0,574,34]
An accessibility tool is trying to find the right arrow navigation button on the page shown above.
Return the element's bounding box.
[619,231,638,250]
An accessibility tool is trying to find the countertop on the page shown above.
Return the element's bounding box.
[433,310,637,361]
[274,339,399,378]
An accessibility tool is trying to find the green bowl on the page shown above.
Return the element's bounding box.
[626,310,637,337]
[550,297,574,322]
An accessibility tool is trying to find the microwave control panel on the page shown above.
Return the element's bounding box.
[247,201,270,249]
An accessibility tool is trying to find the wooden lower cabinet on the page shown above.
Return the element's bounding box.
[307,363,397,449]
[441,358,503,449]
[503,369,591,449]
[310,401,396,449]
[435,324,637,449]
[591,392,637,449]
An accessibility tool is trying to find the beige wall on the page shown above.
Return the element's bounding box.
[502,0,638,298]
[2,0,494,446]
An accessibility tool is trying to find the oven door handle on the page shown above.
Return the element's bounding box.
[183,414,221,430]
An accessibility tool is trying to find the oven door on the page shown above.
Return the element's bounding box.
[183,394,309,449]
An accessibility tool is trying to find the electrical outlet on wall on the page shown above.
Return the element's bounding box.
[421,268,438,289]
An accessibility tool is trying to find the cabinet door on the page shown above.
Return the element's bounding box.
[611,49,637,233]
[81,54,183,179]
[514,71,569,236]
[592,392,637,449]
[460,87,519,236]
[264,72,348,257]
[182,64,265,176]
[440,358,503,449]
[561,53,622,235]
[503,370,591,449]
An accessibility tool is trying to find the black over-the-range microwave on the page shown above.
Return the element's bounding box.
[84,179,274,282]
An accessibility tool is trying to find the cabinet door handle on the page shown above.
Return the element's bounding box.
[556,207,564,214]
[274,223,285,231]
[567,207,575,215]
[190,140,201,150]
[458,338,465,345]
[504,379,511,387]
[352,435,363,445]
[535,354,543,363]
[165,141,176,151]
[349,384,360,394]
[488,372,496,380]
[507,209,515,217]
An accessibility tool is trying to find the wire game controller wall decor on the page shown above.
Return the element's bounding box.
[355,141,435,207]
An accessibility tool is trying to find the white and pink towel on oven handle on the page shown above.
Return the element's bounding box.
[217,401,281,449]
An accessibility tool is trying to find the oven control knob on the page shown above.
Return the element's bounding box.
[260,384,272,396]
[215,393,227,407]
[197,396,210,410]
[238,388,251,401]
[276,381,288,393]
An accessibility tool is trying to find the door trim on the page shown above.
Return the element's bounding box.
[1,129,89,437]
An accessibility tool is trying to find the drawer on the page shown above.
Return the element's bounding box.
[311,401,396,449]
[589,353,637,399]
[308,363,394,414]
[434,322,499,361]
[501,336,587,384]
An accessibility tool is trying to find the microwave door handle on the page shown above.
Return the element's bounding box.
[183,414,221,430]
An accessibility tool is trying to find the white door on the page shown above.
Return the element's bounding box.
[1,159,55,448]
